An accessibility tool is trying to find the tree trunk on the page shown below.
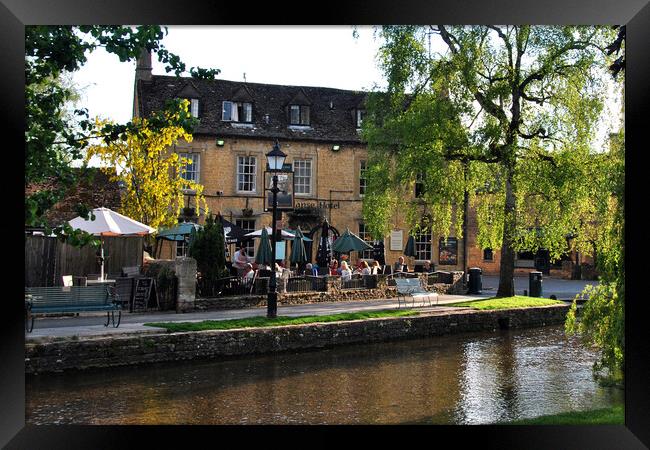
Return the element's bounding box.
[497,171,516,297]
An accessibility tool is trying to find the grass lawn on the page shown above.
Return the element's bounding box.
[144,309,420,332]
[447,295,564,310]
[500,405,624,425]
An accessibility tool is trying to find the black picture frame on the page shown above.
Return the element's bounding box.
[264,170,295,212]
[9,2,650,448]
[439,237,458,266]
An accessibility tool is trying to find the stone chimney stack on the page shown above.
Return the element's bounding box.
[135,48,152,81]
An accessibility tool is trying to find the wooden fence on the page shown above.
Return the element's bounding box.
[25,235,144,287]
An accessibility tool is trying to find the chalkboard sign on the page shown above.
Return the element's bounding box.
[132,278,158,312]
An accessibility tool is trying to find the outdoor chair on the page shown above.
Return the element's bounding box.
[394,278,439,308]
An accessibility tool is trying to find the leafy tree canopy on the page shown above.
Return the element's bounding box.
[190,214,227,285]
[362,25,620,296]
[85,99,208,233]
[25,25,219,244]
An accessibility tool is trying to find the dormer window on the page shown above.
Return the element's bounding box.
[356,109,366,128]
[222,101,253,122]
[190,98,199,118]
[289,105,310,126]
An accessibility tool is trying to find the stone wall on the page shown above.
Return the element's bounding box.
[25,304,569,374]
[143,258,197,312]
[193,273,474,312]
[195,286,398,311]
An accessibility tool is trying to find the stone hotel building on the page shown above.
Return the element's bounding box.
[134,51,585,277]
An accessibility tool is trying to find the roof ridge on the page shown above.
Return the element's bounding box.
[149,74,371,94]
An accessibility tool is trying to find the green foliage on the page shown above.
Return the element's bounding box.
[446,296,563,310]
[145,309,420,332]
[189,215,227,283]
[86,101,208,231]
[363,26,617,296]
[500,405,623,425]
[25,26,219,245]
[566,131,624,386]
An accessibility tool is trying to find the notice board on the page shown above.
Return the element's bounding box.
[132,277,158,312]
[390,230,403,251]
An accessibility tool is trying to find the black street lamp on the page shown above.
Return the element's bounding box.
[266,140,287,318]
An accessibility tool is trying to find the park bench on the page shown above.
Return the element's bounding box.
[24,285,121,332]
[394,277,439,308]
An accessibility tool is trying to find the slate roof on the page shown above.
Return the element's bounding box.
[136,76,369,144]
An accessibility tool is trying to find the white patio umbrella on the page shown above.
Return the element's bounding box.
[68,207,155,281]
[244,227,295,240]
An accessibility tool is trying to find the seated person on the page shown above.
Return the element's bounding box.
[371,260,381,275]
[305,263,319,276]
[338,254,349,275]
[393,256,407,273]
[242,263,255,281]
[330,260,339,276]
[340,261,352,281]
[360,260,372,276]
[233,247,251,277]
[423,260,435,273]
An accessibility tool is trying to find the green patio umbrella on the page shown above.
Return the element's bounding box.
[156,222,203,241]
[404,235,417,258]
[331,227,373,253]
[255,227,273,266]
[290,227,308,265]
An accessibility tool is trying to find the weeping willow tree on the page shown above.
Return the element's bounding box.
[362,25,618,297]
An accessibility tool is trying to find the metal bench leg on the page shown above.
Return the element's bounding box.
[104,312,110,327]
[112,310,121,328]
[26,311,34,333]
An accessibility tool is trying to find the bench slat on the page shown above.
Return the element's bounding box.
[26,285,120,314]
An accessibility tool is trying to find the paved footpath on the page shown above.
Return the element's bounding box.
[26,276,594,341]
[26,294,490,340]
[481,275,596,299]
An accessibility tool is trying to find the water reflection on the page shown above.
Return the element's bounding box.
[26,325,622,425]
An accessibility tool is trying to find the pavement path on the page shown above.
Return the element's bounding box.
[26,294,488,340]
[481,275,596,299]
[26,275,594,341]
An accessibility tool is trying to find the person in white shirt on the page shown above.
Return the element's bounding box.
[243,263,255,281]
[340,261,352,281]
[233,247,250,276]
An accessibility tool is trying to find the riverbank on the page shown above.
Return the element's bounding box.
[25,303,569,374]
[499,404,624,425]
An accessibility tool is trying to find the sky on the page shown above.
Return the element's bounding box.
[71,25,622,165]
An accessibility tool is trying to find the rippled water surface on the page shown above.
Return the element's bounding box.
[26,325,622,424]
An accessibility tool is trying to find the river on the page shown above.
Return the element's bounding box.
[25,325,622,425]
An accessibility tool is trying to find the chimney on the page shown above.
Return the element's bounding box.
[135,48,152,82]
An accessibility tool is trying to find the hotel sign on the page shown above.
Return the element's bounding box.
[294,201,340,210]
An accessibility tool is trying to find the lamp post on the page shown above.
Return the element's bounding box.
[266,140,287,318]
